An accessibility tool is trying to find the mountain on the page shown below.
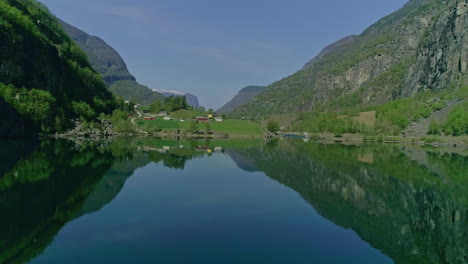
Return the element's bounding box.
[153,89,200,108]
[59,20,164,105]
[231,0,467,125]
[303,35,358,69]
[217,86,266,114]
[0,0,115,136]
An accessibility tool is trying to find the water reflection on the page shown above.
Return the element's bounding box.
[229,140,468,264]
[0,138,466,264]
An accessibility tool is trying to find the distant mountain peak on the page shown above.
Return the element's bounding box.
[153,89,188,96]
[59,20,164,105]
[153,89,200,108]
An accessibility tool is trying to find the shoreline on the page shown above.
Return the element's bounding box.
[297,133,468,148]
[3,129,463,149]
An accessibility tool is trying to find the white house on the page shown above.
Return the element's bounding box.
[215,117,223,122]
[158,111,168,116]
[163,116,171,120]
[214,146,223,152]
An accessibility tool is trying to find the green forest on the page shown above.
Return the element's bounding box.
[0,0,119,135]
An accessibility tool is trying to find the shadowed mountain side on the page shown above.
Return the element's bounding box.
[59,20,164,105]
[217,86,266,115]
[0,0,114,136]
[230,140,468,264]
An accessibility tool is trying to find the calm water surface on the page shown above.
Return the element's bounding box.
[0,138,466,264]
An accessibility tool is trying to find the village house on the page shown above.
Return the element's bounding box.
[197,117,210,122]
[163,116,171,120]
[215,117,223,122]
[158,111,168,116]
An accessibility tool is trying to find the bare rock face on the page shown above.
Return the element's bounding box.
[231,0,467,119]
[403,0,468,96]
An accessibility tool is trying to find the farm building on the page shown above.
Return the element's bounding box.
[197,117,210,122]
[215,117,223,122]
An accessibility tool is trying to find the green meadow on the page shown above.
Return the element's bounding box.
[137,118,264,136]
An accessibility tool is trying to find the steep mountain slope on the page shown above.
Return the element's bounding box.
[0,0,114,136]
[217,86,266,114]
[303,35,358,69]
[154,89,200,108]
[59,20,164,105]
[231,0,467,119]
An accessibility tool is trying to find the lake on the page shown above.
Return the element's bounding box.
[0,138,467,264]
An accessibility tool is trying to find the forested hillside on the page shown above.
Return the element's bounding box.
[217,85,266,115]
[231,0,467,135]
[0,0,117,136]
[59,20,164,105]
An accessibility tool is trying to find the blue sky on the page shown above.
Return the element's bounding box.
[40,0,408,109]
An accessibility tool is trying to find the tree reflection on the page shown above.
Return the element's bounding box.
[229,140,468,264]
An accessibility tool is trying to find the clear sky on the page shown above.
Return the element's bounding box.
[40,0,408,109]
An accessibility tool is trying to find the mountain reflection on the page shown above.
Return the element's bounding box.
[229,139,468,264]
[0,138,466,264]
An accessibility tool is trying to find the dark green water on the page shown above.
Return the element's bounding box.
[0,138,467,264]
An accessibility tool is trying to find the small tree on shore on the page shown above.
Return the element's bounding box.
[267,120,280,133]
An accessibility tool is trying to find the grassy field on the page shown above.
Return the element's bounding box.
[137,118,264,136]
[170,109,205,119]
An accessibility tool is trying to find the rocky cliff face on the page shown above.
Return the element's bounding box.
[403,0,468,96]
[217,86,266,114]
[59,20,164,105]
[231,0,466,119]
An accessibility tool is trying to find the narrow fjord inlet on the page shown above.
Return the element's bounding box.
[1,0,467,263]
